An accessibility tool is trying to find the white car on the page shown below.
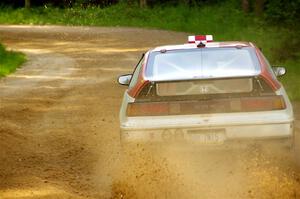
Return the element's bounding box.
[118,35,294,148]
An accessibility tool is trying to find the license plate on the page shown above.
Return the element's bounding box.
[186,129,225,144]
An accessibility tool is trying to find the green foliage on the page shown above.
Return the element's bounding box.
[281,59,300,101]
[0,2,297,59]
[0,2,298,99]
[264,0,300,27]
[0,44,26,77]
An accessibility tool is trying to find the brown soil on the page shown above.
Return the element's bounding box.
[0,25,299,199]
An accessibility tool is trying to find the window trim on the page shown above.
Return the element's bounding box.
[128,53,145,89]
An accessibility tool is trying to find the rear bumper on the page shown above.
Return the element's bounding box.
[120,121,294,143]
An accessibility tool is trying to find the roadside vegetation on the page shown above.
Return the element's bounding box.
[0,0,299,99]
[0,44,26,77]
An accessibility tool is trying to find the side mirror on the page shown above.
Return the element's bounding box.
[272,66,286,77]
[118,74,132,86]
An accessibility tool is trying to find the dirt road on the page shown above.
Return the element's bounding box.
[0,25,299,199]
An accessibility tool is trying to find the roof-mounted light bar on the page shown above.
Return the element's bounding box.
[188,35,213,43]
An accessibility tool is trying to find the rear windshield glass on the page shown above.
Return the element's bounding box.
[156,78,253,96]
[146,47,260,81]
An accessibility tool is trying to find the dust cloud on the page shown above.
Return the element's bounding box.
[93,140,300,199]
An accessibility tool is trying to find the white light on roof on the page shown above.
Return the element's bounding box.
[188,35,213,43]
[206,35,213,41]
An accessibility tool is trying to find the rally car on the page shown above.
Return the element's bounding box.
[118,35,294,147]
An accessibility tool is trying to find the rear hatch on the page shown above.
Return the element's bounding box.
[127,47,286,117]
[127,77,286,117]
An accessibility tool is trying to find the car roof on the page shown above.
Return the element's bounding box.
[127,40,281,97]
[151,41,254,52]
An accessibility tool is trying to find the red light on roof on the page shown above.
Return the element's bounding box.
[188,35,213,43]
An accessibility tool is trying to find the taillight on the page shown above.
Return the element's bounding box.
[241,95,286,111]
[126,96,286,117]
[127,102,169,116]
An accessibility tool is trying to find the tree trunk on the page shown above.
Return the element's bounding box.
[254,0,265,16]
[25,0,31,9]
[139,0,147,8]
[242,0,250,13]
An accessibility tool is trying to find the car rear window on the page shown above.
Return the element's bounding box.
[156,78,253,96]
[146,47,260,81]
[136,77,275,102]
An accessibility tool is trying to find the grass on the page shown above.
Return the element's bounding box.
[0,1,299,100]
[280,59,300,101]
[0,44,26,77]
